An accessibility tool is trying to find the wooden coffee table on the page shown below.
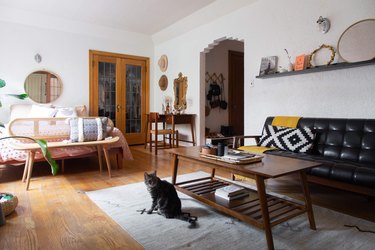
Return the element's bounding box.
[168,147,319,250]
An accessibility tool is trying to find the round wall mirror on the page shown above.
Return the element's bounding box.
[24,70,62,103]
[337,19,375,62]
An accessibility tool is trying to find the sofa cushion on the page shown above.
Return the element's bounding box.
[266,149,375,188]
[264,117,375,165]
[297,118,375,165]
[258,125,315,153]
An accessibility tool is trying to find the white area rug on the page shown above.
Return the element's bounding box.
[86,172,375,250]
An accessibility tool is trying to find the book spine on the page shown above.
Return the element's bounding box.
[215,192,248,200]
[215,189,245,197]
[294,54,306,71]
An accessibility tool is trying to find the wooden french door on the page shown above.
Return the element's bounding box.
[89,50,149,145]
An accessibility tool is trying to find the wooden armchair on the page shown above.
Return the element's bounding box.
[146,112,179,155]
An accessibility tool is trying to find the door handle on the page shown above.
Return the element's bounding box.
[117,104,121,112]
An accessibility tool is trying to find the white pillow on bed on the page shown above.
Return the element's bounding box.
[55,107,77,118]
[28,104,57,118]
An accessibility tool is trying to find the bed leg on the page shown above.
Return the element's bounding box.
[116,153,123,169]
[22,156,30,182]
[26,151,35,191]
[97,145,103,174]
[61,159,65,173]
[103,147,112,178]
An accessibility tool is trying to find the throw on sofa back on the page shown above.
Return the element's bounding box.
[264,117,375,165]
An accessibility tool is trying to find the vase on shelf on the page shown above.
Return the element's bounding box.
[165,102,170,114]
[288,62,294,72]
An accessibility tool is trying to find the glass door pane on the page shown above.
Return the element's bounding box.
[125,64,142,133]
[98,62,117,125]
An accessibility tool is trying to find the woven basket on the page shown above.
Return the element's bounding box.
[0,193,18,216]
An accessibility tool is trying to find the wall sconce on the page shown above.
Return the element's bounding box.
[317,16,330,34]
[34,53,42,63]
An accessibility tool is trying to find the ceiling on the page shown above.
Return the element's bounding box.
[0,0,217,35]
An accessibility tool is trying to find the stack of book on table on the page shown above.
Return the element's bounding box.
[220,150,263,164]
[215,184,248,201]
[200,150,263,165]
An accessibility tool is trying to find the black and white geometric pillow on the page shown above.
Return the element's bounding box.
[258,125,315,153]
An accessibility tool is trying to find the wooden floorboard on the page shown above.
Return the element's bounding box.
[1,145,374,249]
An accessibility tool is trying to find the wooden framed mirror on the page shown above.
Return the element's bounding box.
[337,19,375,62]
[173,72,188,111]
[24,70,62,103]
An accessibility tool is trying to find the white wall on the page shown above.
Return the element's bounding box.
[153,0,375,145]
[0,8,153,123]
[205,39,244,134]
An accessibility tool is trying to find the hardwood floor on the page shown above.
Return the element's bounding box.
[1,145,374,249]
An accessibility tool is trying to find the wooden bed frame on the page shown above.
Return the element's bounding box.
[4,117,124,190]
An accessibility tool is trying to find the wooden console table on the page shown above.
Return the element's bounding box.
[145,113,196,146]
[168,147,319,250]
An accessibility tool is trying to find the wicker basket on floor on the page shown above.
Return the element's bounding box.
[0,193,18,216]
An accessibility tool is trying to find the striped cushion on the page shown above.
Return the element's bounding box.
[69,117,108,142]
[258,125,314,153]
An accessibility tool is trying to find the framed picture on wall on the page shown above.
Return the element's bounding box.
[259,56,278,76]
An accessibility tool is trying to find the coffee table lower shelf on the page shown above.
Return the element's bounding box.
[175,177,307,229]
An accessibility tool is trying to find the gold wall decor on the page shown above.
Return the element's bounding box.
[173,72,188,111]
[159,75,168,91]
[309,44,336,67]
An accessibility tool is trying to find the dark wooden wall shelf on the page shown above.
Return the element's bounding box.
[256,59,375,79]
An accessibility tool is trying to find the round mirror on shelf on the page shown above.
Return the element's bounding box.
[24,70,62,103]
[337,19,375,63]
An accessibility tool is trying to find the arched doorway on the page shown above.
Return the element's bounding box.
[199,37,244,145]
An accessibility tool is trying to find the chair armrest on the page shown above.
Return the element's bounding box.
[231,135,261,148]
[206,135,261,148]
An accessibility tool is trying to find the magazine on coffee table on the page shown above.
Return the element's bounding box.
[222,151,256,160]
[200,150,263,164]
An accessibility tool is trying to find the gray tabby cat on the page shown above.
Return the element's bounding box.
[144,172,197,226]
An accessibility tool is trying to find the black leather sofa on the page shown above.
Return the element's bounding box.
[259,117,375,197]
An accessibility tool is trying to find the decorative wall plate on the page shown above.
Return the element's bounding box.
[158,55,168,72]
[159,75,168,91]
